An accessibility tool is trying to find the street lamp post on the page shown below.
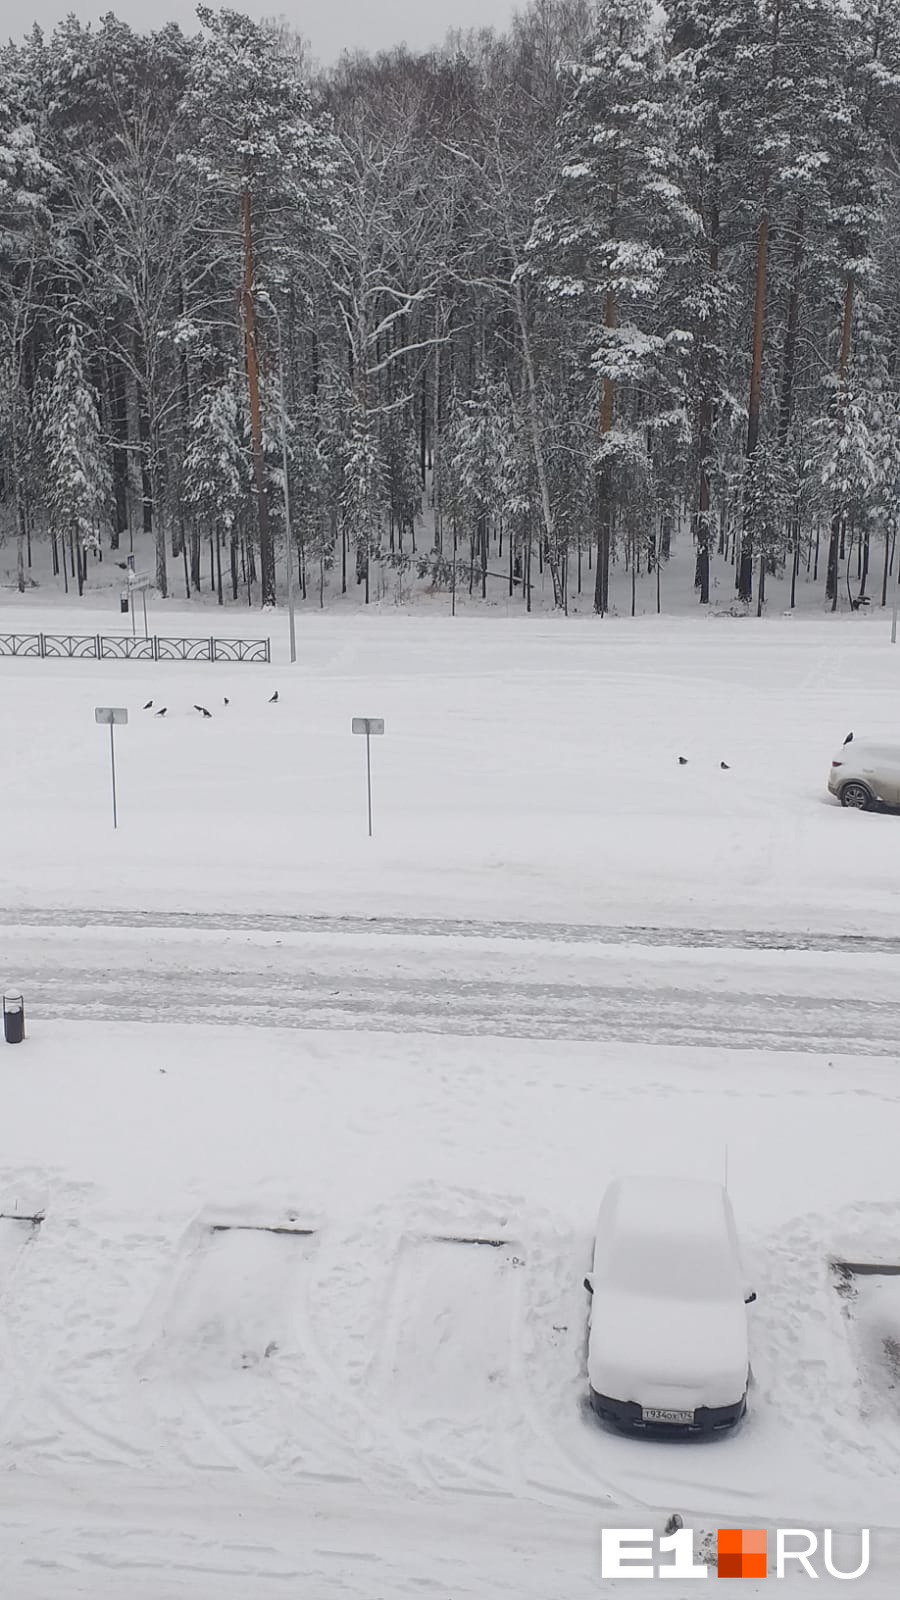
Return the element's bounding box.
[262,296,297,665]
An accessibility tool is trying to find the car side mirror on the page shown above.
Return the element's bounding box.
[584,1275,594,1296]
[744,1290,757,1305]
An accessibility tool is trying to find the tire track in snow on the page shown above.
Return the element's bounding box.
[18,961,900,1053]
[2,904,900,954]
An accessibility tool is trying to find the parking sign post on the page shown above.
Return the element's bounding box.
[128,570,152,639]
[94,707,128,828]
[351,717,385,837]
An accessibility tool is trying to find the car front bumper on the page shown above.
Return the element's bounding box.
[589,1389,746,1435]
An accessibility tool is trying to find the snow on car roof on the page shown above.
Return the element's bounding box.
[597,1177,741,1301]
[602,1175,732,1240]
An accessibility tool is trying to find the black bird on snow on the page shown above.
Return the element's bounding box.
[223,696,230,706]
[720,761,730,770]
[142,700,153,710]
[678,755,688,765]
[155,707,167,717]
[843,731,854,746]
[194,704,212,718]
[269,691,279,704]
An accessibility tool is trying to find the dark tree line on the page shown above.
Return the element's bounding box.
[2,0,900,614]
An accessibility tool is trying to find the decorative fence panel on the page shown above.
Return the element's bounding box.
[213,638,270,663]
[43,633,101,658]
[0,633,271,664]
[154,636,213,662]
[100,636,156,660]
[0,635,43,657]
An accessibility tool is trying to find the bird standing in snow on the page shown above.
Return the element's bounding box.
[678,756,688,766]
[269,691,279,704]
[223,696,230,706]
[155,707,167,717]
[720,761,730,770]
[143,700,153,710]
[194,705,212,718]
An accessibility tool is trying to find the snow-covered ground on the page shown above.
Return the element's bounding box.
[0,598,898,935]
[0,595,898,1594]
[0,518,888,624]
[1,1023,899,1596]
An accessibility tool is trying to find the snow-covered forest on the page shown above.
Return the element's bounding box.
[1,0,899,615]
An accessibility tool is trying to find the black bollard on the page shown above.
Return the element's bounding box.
[3,995,24,1045]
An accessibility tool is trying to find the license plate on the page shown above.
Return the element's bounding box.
[642,1406,694,1425]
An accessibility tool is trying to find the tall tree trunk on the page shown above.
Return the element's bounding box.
[150,423,167,597]
[778,207,804,444]
[108,352,129,551]
[779,209,805,608]
[695,182,720,605]
[696,396,713,604]
[419,368,427,487]
[16,497,26,595]
[241,187,275,606]
[432,300,443,552]
[136,366,153,536]
[738,211,769,603]
[513,275,561,606]
[594,292,616,616]
[827,278,855,609]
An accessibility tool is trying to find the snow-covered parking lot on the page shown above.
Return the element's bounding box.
[0,1023,899,1596]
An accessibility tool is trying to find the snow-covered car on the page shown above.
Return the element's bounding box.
[584,1176,754,1435]
[827,735,900,810]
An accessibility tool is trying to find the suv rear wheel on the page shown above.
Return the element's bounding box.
[840,781,873,810]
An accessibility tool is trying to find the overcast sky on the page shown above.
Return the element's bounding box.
[1,0,521,63]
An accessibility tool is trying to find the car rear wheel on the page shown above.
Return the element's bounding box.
[840,781,873,810]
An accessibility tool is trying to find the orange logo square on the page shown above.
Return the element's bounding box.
[718,1528,767,1578]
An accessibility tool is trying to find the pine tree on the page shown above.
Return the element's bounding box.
[39,322,110,595]
[529,0,691,614]
[183,8,333,608]
[183,378,250,605]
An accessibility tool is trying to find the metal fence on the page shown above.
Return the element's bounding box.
[0,633,271,664]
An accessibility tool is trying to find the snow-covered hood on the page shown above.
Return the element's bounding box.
[588,1289,749,1411]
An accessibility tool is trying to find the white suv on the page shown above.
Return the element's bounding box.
[828,735,900,810]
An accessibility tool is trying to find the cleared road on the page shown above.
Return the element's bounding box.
[2,917,898,1055]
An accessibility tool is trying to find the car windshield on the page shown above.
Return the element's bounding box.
[607,1231,739,1303]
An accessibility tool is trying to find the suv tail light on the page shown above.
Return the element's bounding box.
[831,760,843,768]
